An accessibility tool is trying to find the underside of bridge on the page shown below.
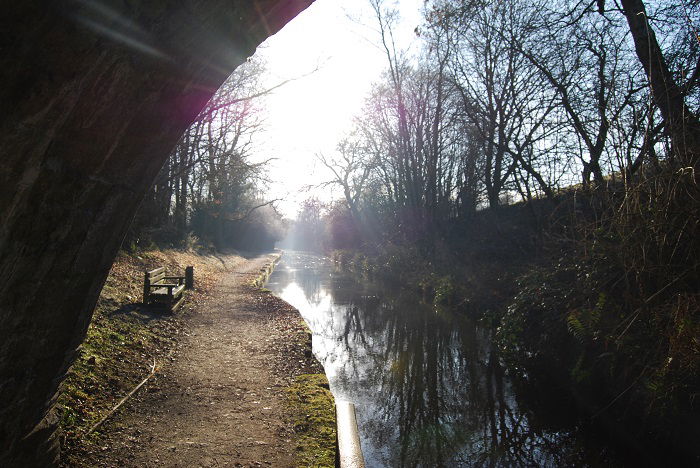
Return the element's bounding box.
[0,2,314,465]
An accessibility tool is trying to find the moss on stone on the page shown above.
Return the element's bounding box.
[287,374,336,468]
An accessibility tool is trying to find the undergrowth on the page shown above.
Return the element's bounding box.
[330,163,700,463]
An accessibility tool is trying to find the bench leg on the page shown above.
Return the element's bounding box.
[170,295,185,312]
[143,273,150,304]
[185,266,194,289]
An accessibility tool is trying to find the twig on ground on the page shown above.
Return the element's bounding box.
[86,358,157,435]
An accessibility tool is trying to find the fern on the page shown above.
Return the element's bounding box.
[567,311,587,343]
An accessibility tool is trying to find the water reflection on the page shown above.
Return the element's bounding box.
[266,252,608,467]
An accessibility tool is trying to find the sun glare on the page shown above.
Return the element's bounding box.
[250,0,423,218]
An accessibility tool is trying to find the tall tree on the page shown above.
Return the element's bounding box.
[617,0,700,165]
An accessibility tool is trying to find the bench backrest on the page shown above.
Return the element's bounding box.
[146,267,165,285]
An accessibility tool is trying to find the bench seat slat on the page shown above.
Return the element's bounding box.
[150,287,171,296]
[150,284,185,298]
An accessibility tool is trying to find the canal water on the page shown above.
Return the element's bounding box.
[265,251,617,467]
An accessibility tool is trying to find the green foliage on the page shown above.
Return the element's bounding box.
[496,258,618,388]
[570,352,592,383]
[433,275,457,305]
[566,294,603,344]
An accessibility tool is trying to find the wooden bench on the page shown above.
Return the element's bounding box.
[142,266,193,311]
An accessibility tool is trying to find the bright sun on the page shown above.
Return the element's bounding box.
[250,0,423,218]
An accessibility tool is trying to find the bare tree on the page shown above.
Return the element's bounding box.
[130,56,275,248]
[317,134,374,224]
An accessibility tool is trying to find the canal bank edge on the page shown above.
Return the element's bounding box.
[251,251,283,288]
[257,251,337,467]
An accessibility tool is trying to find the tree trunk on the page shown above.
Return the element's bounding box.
[0,2,313,466]
[620,0,700,166]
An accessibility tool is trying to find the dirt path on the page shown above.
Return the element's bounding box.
[85,253,321,467]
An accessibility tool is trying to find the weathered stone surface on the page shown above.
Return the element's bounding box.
[0,1,313,466]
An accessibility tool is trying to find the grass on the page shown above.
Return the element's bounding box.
[57,309,160,448]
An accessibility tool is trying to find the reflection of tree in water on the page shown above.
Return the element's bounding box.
[343,305,368,346]
[332,289,601,467]
[277,253,364,307]
[292,263,324,306]
[272,253,610,467]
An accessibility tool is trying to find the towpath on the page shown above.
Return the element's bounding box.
[84,252,318,467]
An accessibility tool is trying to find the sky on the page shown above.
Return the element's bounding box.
[249,0,424,218]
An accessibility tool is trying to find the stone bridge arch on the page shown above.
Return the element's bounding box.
[0,2,313,465]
